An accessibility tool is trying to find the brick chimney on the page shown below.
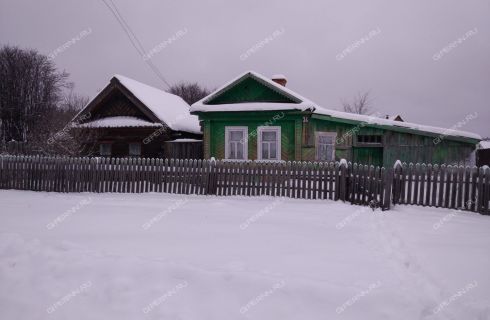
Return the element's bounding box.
[271,74,287,87]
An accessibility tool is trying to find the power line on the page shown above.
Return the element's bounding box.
[101,0,172,88]
[102,0,172,88]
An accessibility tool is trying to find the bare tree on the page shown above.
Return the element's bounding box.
[60,90,89,113]
[19,90,90,155]
[168,82,211,105]
[0,46,98,156]
[0,45,72,150]
[342,91,372,115]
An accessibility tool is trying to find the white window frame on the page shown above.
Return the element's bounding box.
[99,143,112,157]
[257,126,281,161]
[315,132,337,162]
[225,126,248,160]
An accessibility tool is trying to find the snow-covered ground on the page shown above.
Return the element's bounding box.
[1,190,489,320]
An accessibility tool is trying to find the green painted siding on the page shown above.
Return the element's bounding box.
[202,112,298,161]
[307,117,475,166]
[198,113,476,166]
[206,78,297,105]
[353,147,383,167]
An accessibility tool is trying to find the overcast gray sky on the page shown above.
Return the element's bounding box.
[1,0,489,137]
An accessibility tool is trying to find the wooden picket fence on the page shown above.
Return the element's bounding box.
[1,155,488,214]
[392,162,490,214]
[0,155,391,209]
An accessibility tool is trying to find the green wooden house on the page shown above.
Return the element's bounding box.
[190,71,481,167]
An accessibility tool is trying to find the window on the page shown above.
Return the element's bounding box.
[99,143,112,156]
[357,135,382,144]
[129,143,142,156]
[258,126,281,160]
[225,126,248,160]
[316,132,336,161]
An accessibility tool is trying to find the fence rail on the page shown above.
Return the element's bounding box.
[0,155,390,209]
[0,155,488,214]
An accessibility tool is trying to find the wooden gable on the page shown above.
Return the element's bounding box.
[205,75,299,105]
[75,80,161,125]
[89,90,151,121]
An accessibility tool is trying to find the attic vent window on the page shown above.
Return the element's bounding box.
[357,135,382,144]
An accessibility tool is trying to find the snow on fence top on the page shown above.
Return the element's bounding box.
[114,75,201,134]
[76,116,163,128]
[479,141,490,149]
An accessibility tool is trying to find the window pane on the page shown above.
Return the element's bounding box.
[262,131,276,141]
[316,133,336,161]
[230,131,243,141]
[326,145,333,160]
[237,142,243,159]
[262,142,269,159]
[100,144,111,156]
[270,142,277,159]
[230,143,236,158]
[129,143,141,156]
[319,135,334,144]
[320,147,325,160]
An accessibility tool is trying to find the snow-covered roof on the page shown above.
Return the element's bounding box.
[479,141,490,149]
[192,71,480,142]
[271,74,287,80]
[313,107,481,141]
[75,116,163,128]
[113,75,201,134]
[167,139,202,143]
[190,71,318,112]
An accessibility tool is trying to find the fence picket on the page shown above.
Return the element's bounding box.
[484,168,490,214]
[1,155,487,214]
[430,164,438,207]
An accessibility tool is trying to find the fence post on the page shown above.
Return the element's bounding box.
[338,159,348,202]
[484,167,490,214]
[383,168,393,210]
[206,158,217,195]
[0,155,5,189]
[477,167,484,213]
[392,161,402,205]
